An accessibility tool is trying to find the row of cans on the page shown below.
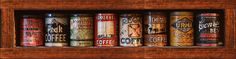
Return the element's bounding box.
[19,12,223,47]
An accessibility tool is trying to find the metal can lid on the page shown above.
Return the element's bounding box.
[46,13,66,17]
[22,14,42,18]
[146,12,166,15]
[198,13,219,17]
[71,14,92,17]
[96,13,115,16]
[120,13,142,17]
[171,12,193,16]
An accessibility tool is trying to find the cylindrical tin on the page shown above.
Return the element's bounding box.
[144,12,167,47]
[95,13,117,46]
[197,13,220,46]
[20,15,44,46]
[170,12,194,46]
[120,14,142,47]
[70,14,93,47]
[45,13,69,47]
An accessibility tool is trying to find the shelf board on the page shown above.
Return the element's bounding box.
[0,47,235,58]
[7,0,233,10]
[14,46,224,49]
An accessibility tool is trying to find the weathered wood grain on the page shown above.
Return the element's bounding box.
[1,8,15,48]
[145,0,228,9]
[225,9,236,49]
[10,0,144,10]
[0,47,145,58]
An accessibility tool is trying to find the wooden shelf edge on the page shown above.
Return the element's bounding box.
[13,46,225,49]
[0,48,235,58]
[7,0,233,10]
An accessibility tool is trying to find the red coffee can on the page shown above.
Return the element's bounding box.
[20,15,44,46]
[95,13,117,47]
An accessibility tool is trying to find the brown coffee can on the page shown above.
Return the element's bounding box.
[95,13,117,47]
[20,15,44,46]
[144,12,167,47]
[170,12,194,46]
[120,14,142,47]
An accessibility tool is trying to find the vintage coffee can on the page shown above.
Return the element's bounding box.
[45,13,69,47]
[20,15,44,46]
[170,12,194,46]
[197,13,221,46]
[95,13,117,47]
[144,12,167,47]
[70,14,93,47]
[120,14,142,47]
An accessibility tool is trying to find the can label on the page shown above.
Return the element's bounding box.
[20,18,44,46]
[120,15,142,46]
[197,13,220,46]
[70,15,93,47]
[170,16,193,46]
[144,13,167,47]
[95,14,117,46]
[45,17,68,47]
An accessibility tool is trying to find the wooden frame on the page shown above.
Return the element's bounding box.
[1,0,236,58]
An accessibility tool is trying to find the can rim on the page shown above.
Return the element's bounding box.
[96,13,115,16]
[46,13,66,17]
[120,13,142,17]
[198,13,219,16]
[146,12,166,15]
[22,14,42,18]
[71,14,92,17]
[171,12,193,16]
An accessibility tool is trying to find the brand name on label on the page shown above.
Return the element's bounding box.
[48,25,63,33]
[72,18,92,25]
[122,17,140,24]
[98,34,113,38]
[199,22,219,33]
[23,19,42,26]
[151,17,165,24]
[199,17,219,33]
[172,17,192,32]
[176,22,191,28]
[98,15,114,20]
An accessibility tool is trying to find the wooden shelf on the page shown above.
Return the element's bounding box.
[1,0,236,58]
[5,0,233,10]
[1,48,235,58]
[14,46,224,49]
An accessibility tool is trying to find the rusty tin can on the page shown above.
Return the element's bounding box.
[70,14,94,47]
[144,12,167,47]
[95,13,117,47]
[20,15,44,46]
[170,12,194,46]
[120,14,142,47]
